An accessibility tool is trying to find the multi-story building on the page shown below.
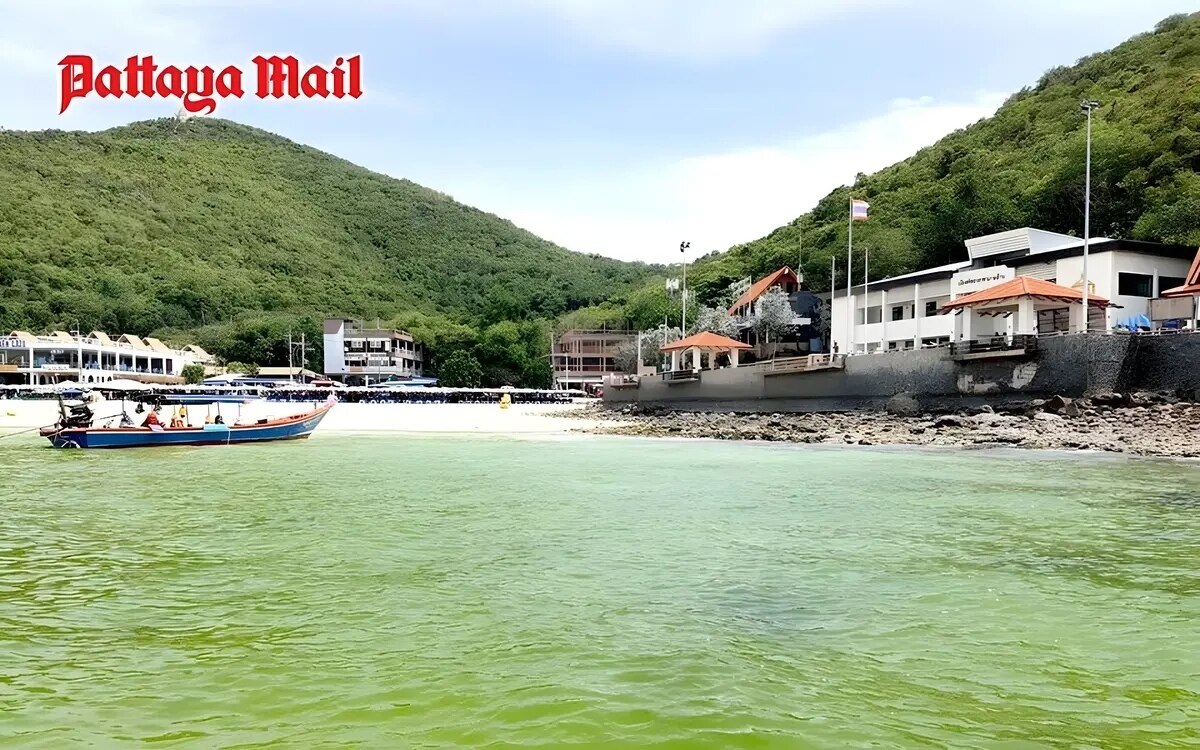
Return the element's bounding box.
[726,266,825,359]
[830,228,1197,353]
[551,329,636,389]
[322,318,428,384]
[0,329,212,385]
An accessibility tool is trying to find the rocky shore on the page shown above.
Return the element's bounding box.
[575,391,1200,458]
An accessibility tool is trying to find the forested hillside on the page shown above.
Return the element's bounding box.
[4,12,1199,383]
[598,11,1200,329]
[0,118,659,383]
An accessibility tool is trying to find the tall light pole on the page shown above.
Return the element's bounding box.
[680,241,691,332]
[1080,99,1100,332]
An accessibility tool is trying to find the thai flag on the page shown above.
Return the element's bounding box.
[851,199,870,221]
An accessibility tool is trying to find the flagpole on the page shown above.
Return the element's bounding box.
[847,199,853,354]
[830,255,836,354]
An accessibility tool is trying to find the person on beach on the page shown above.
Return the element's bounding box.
[142,408,163,428]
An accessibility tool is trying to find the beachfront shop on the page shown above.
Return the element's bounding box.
[0,330,211,386]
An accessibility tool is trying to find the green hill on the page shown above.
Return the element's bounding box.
[0,118,660,382]
[636,11,1200,320]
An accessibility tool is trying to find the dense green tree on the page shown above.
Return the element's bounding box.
[437,350,483,388]
[180,363,205,384]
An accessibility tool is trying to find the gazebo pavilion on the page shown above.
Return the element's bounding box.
[660,331,751,373]
[939,276,1113,340]
[1160,247,1200,328]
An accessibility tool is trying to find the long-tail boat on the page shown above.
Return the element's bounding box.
[39,394,334,449]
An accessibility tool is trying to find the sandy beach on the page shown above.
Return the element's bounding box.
[0,398,615,437]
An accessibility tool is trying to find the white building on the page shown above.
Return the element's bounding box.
[830,228,1196,353]
[0,330,212,385]
[323,318,427,384]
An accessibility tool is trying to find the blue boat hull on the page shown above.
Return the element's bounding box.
[44,405,331,449]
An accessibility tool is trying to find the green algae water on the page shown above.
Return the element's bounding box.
[2,434,1198,748]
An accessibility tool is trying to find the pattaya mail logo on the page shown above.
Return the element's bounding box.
[58,55,363,114]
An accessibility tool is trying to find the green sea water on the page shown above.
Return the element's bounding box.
[1,434,1198,748]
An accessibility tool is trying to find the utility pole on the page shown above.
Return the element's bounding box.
[1080,99,1100,333]
[830,255,836,353]
[797,219,804,284]
[863,245,870,352]
[73,322,82,383]
[680,241,690,333]
[287,329,294,383]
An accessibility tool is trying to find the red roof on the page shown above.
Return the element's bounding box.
[940,276,1110,312]
[728,267,798,315]
[661,331,752,352]
[1161,248,1200,298]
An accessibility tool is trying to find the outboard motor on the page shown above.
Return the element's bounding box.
[62,403,94,429]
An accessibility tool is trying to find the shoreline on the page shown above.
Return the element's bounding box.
[5,394,1197,459]
[0,400,617,437]
[573,392,1200,459]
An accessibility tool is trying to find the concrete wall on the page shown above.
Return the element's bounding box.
[606,332,1195,412]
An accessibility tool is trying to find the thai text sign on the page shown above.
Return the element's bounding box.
[950,266,1014,300]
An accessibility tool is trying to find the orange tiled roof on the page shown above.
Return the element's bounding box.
[940,276,1110,312]
[661,331,752,352]
[727,267,798,315]
[1161,248,1200,298]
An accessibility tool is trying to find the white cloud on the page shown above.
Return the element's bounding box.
[483,92,1006,263]
[491,0,907,61]
[0,1,230,130]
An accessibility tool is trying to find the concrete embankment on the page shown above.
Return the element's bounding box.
[605,333,1200,414]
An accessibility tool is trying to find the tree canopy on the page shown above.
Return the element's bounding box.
[620,12,1200,311]
[0,117,661,379]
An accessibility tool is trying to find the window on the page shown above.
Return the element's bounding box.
[1118,272,1153,297]
[1037,308,1070,334]
[1159,276,1187,294]
[892,305,905,321]
[924,300,938,317]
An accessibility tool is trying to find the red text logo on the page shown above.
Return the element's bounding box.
[58,55,363,114]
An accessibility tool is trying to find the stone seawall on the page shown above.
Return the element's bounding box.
[604,332,1198,413]
[1131,334,1200,396]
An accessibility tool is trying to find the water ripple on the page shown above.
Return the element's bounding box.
[2,435,1198,746]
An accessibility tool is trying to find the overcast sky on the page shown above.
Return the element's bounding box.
[1,0,1193,263]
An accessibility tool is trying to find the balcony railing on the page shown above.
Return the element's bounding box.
[553,365,620,374]
[661,369,701,383]
[949,334,1038,358]
[759,354,845,375]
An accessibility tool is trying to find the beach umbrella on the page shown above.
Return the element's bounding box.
[95,378,156,392]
